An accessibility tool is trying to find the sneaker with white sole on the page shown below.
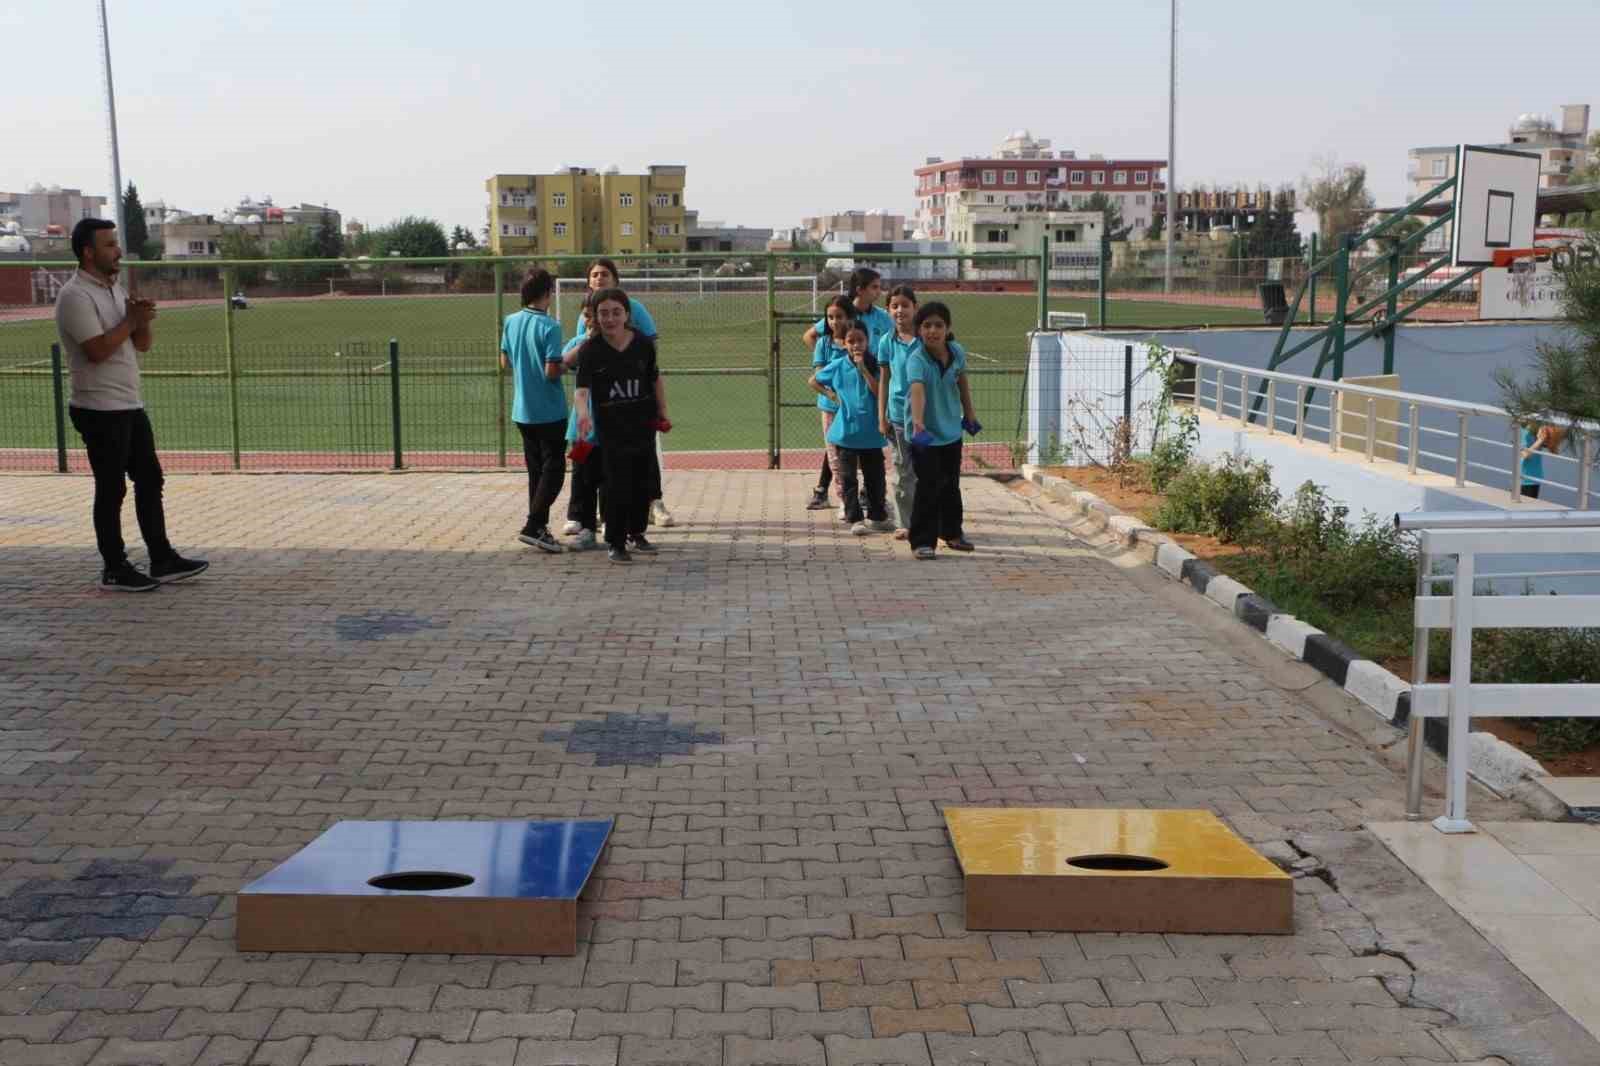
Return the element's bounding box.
[837,505,849,522]
[850,521,871,536]
[149,554,209,583]
[518,527,564,554]
[561,519,583,535]
[607,545,632,564]
[101,563,160,592]
[868,519,896,533]
[914,546,937,560]
[651,501,676,527]
[571,528,597,550]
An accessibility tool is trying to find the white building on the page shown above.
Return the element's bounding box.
[0,185,108,236]
[819,233,958,282]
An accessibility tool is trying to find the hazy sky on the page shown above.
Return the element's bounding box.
[5,1,1597,237]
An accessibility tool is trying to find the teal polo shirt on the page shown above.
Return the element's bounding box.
[501,308,566,426]
[816,356,886,450]
[905,340,967,446]
[812,338,847,413]
[876,331,921,428]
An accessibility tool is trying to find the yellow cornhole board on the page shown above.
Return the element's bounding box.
[944,808,1292,934]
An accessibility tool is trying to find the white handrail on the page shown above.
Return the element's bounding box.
[1399,511,1600,832]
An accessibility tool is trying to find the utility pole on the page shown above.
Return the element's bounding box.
[98,0,125,239]
[1164,0,1176,295]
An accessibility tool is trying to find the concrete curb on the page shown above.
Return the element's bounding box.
[1021,464,1567,813]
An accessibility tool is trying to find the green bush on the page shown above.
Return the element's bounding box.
[1147,407,1199,493]
[1153,454,1278,543]
[1474,627,1600,754]
[1244,481,1417,613]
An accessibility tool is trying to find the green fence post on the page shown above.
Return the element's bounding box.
[223,268,241,470]
[1332,237,1351,382]
[1308,233,1318,326]
[389,338,403,469]
[49,343,67,473]
[494,262,506,468]
[1383,246,1400,376]
[1036,234,1049,330]
[767,253,779,469]
[1097,236,1110,328]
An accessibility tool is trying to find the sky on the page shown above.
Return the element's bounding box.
[4,0,1598,238]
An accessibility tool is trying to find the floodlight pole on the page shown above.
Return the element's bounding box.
[98,0,125,239]
[1164,0,1176,295]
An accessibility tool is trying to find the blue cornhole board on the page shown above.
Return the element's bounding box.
[237,819,613,956]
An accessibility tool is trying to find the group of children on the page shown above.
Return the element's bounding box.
[805,268,982,559]
[499,258,672,564]
[501,262,982,564]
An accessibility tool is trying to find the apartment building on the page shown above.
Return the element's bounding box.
[0,185,108,236]
[485,165,688,256]
[802,211,907,243]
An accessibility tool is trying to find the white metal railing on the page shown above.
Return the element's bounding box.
[1397,511,1600,832]
[1173,353,1598,508]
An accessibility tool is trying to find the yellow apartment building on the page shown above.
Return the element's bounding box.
[485,165,687,257]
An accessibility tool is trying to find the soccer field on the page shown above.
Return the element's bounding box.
[1,289,1258,466]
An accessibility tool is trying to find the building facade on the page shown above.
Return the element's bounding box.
[0,185,108,237]
[914,130,1166,246]
[158,197,341,260]
[485,166,687,257]
[802,211,907,243]
[683,211,771,254]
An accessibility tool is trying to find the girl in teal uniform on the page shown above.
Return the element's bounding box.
[807,296,858,512]
[561,295,603,549]
[804,268,891,511]
[875,285,920,539]
[811,320,892,534]
[905,302,980,559]
[499,268,566,553]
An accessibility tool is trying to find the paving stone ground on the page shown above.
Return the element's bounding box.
[0,469,1592,1066]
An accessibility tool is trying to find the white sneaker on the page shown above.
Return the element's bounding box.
[851,521,871,536]
[572,529,597,550]
[868,519,896,533]
[837,504,849,522]
[561,520,583,536]
[651,501,676,527]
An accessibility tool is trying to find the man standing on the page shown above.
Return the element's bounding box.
[55,218,207,591]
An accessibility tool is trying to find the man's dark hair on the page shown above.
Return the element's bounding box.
[71,218,116,263]
[521,267,555,305]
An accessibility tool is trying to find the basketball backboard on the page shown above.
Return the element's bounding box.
[1451,145,1541,267]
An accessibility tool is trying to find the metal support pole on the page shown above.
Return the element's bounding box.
[1331,239,1351,381]
[1097,236,1109,328]
[1123,345,1134,428]
[1265,379,1276,435]
[1037,234,1049,331]
[1405,548,1432,820]
[1455,413,1467,486]
[1438,548,1477,834]
[1382,249,1401,376]
[97,0,125,241]
[1215,367,1224,418]
[1510,422,1523,504]
[767,253,779,469]
[389,339,402,470]
[1581,433,1595,510]
[223,268,240,470]
[1307,233,1318,325]
[1239,373,1250,426]
[50,343,68,473]
[1164,0,1175,296]
[1294,384,1305,441]
[1366,397,1377,462]
[493,262,506,468]
[1408,403,1420,474]
[1330,391,1341,452]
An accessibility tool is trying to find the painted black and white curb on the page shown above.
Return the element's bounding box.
[1022,465,1562,811]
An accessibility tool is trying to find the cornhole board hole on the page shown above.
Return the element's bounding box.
[945,808,1292,934]
[237,819,612,955]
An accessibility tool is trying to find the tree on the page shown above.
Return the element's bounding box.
[218,229,266,286]
[1569,132,1600,186]
[313,212,344,259]
[1144,213,1164,242]
[1496,222,1600,436]
[372,216,449,259]
[1372,215,1424,255]
[269,227,333,286]
[1303,157,1376,247]
[122,182,153,260]
[449,225,478,250]
[1079,192,1132,242]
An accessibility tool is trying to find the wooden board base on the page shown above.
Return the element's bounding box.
[238,895,579,955]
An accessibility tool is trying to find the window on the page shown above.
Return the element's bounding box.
[207,241,218,255]
[1134,171,1149,184]
[1054,228,1078,243]
[1136,195,1147,205]
[513,225,528,237]
[1113,171,1128,185]
[672,223,680,234]
[985,228,1008,244]
[656,223,670,236]
[619,193,634,207]
[621,222,633,236]
[188,240,206,254]
[1003,169,1018,185]
[1091,172,1106,186]
[653,193,670,207]
[982,170,997,185]
[552,192,567,208]
[499,193,510,207]
[672,193,680,206]
[1026,170,1041,185]
[1431,157,1446,177]
[553,222,567,237]
[984,194,996,204]
[509,192,527,207]
[1070,170,1085,184]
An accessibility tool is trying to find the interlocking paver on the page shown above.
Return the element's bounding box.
[0,470,1588,1065]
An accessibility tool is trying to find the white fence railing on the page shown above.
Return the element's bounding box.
[1174,353,1598,508]
[1397,511,1600,832]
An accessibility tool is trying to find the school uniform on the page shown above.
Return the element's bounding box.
[812,304,893,351]
[877,330,922,529]
[1521,427,1545,499]
[574,298,664,503]
[575,332,660,549]
[905,341,969,551]
[501,307,566,533]
[816,354,889,524]
[812,337,849,498]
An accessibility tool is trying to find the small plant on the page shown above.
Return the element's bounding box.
[1474,626,1600,755]
[1153,453,1278,543]
[1147,407,1199,493]
[1036,434,1071,466]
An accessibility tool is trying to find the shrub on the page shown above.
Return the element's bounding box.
[1153,454,1278,543]
[1146,407,1199,493]
[1244,481,1417,613]
[1474,627,1600,755]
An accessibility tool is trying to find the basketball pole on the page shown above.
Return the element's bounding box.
[1164,0,1176,296]
[97,0,126,242]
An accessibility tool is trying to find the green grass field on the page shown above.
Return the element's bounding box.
[1,290,1257,463]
